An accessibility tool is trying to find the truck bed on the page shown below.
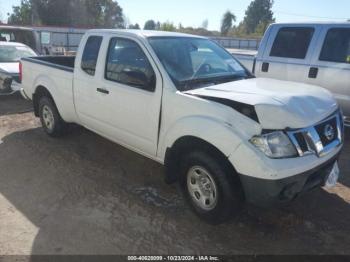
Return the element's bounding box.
[229,49,257,73]
[227,48,258,57]
[21,55,76,123]
[22,56,75,72]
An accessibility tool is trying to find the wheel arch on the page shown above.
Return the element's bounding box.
[33,85,55,117]
[164,136,241,187]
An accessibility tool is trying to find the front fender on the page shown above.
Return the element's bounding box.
[158,115,243,160]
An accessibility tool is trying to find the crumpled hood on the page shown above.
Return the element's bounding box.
[185,78,338,129]
[0,63,19,74]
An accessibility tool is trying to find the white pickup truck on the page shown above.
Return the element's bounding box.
[231,22,350,125]
[21,30,344,224]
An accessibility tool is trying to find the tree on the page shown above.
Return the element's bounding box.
[179,26,217,37]
[144,20,156,30]
[122,15,130,29]
[221,11,236,36]
[159,21,176,32]
[242,0,275,34]
[8,0,124,28]
[201,19,209,29]
[100,0,124,28]
[128,23,140,29]
[41,0,73,26]
[8,0,34,25]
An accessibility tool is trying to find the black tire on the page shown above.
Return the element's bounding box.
[180,151,244,224]
[39,96,67,137]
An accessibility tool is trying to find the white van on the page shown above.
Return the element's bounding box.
[232,22,350,125]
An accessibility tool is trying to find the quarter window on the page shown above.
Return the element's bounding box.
[270,27,315,59]
[319,28,350,63]
[105,38,156,92]
[81,36,103,76]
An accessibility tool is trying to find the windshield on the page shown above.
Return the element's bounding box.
[148,37,250,91]
[0,45,36,63]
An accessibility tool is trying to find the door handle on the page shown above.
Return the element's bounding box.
[262,62,269,72]
[97,88,109,94]
[309,67,319,79]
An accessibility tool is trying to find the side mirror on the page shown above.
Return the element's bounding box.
[121,68,155,91]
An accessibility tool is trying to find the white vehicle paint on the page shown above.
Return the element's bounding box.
[20,30,344,224]
[185,78,337,130]
[231,22,350,125]
[0,42,37,95]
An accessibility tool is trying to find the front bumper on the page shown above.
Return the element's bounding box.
[229,109,344,207]
[239,152,341,206]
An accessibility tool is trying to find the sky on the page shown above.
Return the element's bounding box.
[1,0,350,30]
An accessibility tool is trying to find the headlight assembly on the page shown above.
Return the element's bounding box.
[250,131,298,159]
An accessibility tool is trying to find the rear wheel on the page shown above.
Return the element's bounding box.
[39,97,67,137]
[180,151,244,224]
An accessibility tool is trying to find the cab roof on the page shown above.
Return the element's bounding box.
[86,29,206,39]
[270,21,350,26]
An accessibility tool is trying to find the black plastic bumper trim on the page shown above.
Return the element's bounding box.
[239,152,342,207]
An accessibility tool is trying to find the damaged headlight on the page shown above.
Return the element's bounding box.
[250,131,298,159]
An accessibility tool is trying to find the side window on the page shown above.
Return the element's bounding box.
[81,36,103,76]
[319,28,350,63]
[270,27,315,59]
[105,38,156,92]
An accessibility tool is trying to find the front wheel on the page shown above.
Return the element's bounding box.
[180,151,244,224]
[39,97,67,137]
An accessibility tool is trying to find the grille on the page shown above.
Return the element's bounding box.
[293,132,308,152]
[288,111,343,158]
[315,117,338,146]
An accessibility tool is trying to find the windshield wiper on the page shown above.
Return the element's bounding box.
[179,74,247,90]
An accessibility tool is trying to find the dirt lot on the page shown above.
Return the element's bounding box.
[0,94,349,255]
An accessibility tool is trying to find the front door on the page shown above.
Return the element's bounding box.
[76,35,162,157]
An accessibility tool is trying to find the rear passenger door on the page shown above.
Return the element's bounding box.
[74,35,105,131]
[256,26,317,82]
[308,26,350,117]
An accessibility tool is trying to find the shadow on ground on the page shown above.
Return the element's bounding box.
[339,128,350,187]
[0,94,32,116]
[0,124,349,256]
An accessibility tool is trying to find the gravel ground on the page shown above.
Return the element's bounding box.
[0,94,349,255]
